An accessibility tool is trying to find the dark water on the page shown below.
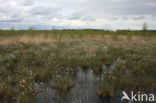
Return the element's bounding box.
[34,67,124,103]
[33,59,156,103]
[34,59,124,103]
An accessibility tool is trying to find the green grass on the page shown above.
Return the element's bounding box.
[0,30,156,37]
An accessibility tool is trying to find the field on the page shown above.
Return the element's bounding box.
[0,30,156,103]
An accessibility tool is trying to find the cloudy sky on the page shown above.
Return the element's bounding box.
[0,0,156,30]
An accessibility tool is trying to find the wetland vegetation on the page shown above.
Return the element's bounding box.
[0,30,156,103]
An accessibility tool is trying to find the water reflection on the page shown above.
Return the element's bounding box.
[35,68,116,103]
[72,69,100,103]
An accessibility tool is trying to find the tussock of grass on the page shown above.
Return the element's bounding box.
[52,77,74,96]
[33,68,51,82]
[96,71,116,98]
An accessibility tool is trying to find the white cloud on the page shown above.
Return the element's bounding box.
[0,0,156,30]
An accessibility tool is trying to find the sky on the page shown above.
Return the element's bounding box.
[0,0,156,30]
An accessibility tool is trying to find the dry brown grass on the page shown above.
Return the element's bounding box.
[0,34,156,46]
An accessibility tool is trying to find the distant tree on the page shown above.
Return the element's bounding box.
[52,26,56,30]
[11,27,15,30]
[28,25,35,30]
[142,22,148,31]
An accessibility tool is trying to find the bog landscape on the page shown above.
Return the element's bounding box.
[0,30,156,103]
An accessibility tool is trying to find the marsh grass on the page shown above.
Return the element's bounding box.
[0,30,156,45]
[52,77,74,96]
[33,68,52,82]
[17,94,36,103]
[96,79,115,98]
[0,83,16,103]
[0,30,155,103]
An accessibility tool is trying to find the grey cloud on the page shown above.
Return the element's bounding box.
[30,7,52,15]
[76,0,156,16]
[0,18,22,23]
[0,0,156,30]
[20,0,34,6]
[133,16,145,20]
[29,4,61,16]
